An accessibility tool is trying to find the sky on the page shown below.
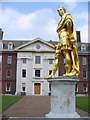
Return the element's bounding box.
[0,1,89,43]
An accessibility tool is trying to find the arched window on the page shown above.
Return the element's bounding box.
[81,44,86,52]
[8,42,13,50]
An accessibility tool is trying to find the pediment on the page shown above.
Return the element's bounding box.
[15,38,55,52]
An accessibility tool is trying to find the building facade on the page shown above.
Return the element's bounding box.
[1,28,90,96]
[76,43,89,95]
[1,37,31,94]
[0,28,3,94]
[2,51,17,94]
[15,38,59,95]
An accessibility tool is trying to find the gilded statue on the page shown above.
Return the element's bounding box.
[45,6,80,78]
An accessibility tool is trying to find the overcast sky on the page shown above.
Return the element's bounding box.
[0,1,89,43]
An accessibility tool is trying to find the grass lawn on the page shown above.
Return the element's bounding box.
[0,96,2,112]
[1,95,90,113]
[76,96,90,113]
[2,96,23,112]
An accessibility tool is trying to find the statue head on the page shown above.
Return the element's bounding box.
[57,6,66,16]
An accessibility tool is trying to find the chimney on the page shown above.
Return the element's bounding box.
[0,28,4,40]
[76,31,81,42]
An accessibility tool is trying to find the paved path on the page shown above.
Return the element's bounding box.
[2,96,89,118]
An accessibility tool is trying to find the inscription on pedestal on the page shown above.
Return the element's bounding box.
[51,95,59,98]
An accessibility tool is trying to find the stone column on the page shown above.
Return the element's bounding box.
[16,58,22,95]
[26,58,32,95]
[43,58,49,95]
[45,78,80,118]
[43,58,48,78]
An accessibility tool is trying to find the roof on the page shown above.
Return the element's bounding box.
[2,37,90,52]
[14,37,54,50]
[2,40,30,49]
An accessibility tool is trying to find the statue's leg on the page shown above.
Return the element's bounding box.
[45,51,61,78]
[71,50,78,71]
[63,50,79,77]
[63,50,72,75]
[52,52,61,75]
[71,49,80,77]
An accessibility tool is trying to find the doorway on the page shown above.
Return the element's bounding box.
[34,83,41,95]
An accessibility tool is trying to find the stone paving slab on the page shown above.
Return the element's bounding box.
[8,117,90,120]
[2,96,89,119]
[2,96,50,118]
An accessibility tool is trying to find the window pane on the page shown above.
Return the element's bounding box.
[82,46,85,51]
[22,58,26,63]
[22,87,25,91]
[49,59,53,64]
[81,45,86,52]
[7,69,11,77]
[22,69,26,77]
[82,57,86,65]
[49,83,51,91]
[75,83,78,92]
[35,70,40,77]
[6,83,10,91]
[8,43,13,50]
[49,70,52,75]
[0,56,2,64]
[7,56,12,64]
[22,83,26,91]
[35,56,40,64]
[83,71,87,79]
[84,84,87,92]
[0,69,1,77]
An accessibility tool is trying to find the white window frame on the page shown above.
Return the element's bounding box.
[75,83,78,92]
[49,83,51,92]
[6,83,10,92]
[0,55,2,64]
[35,56,41,64]
[0,69,1,77]
[8,42,13,50]
[7,69,11,78]
[82,57,86,65]
[83,83,87,92]
[49,70,52,75]
[22,69,26,78]
[22,58,27,63]
[49,59,53,64]
[83,71,87,79]
[7,56,12,64]
[81,44,86,52]
[35,69,40,77]
[22,83,26,92]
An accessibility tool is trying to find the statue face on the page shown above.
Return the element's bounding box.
[58,8,65,16]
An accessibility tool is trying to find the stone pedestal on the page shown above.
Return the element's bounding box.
[45,78,80,118]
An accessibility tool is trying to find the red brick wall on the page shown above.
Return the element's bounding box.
[59,54,89,95]
[2,52,17,94]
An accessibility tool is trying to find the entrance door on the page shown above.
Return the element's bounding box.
[34,83,41,95]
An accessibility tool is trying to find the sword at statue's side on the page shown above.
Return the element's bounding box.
[50,40,56,48]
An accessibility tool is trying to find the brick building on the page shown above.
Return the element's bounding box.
[0,28,3,94]
[2,40,30,94]
[2,52,17,94]
[0,28,90,95]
